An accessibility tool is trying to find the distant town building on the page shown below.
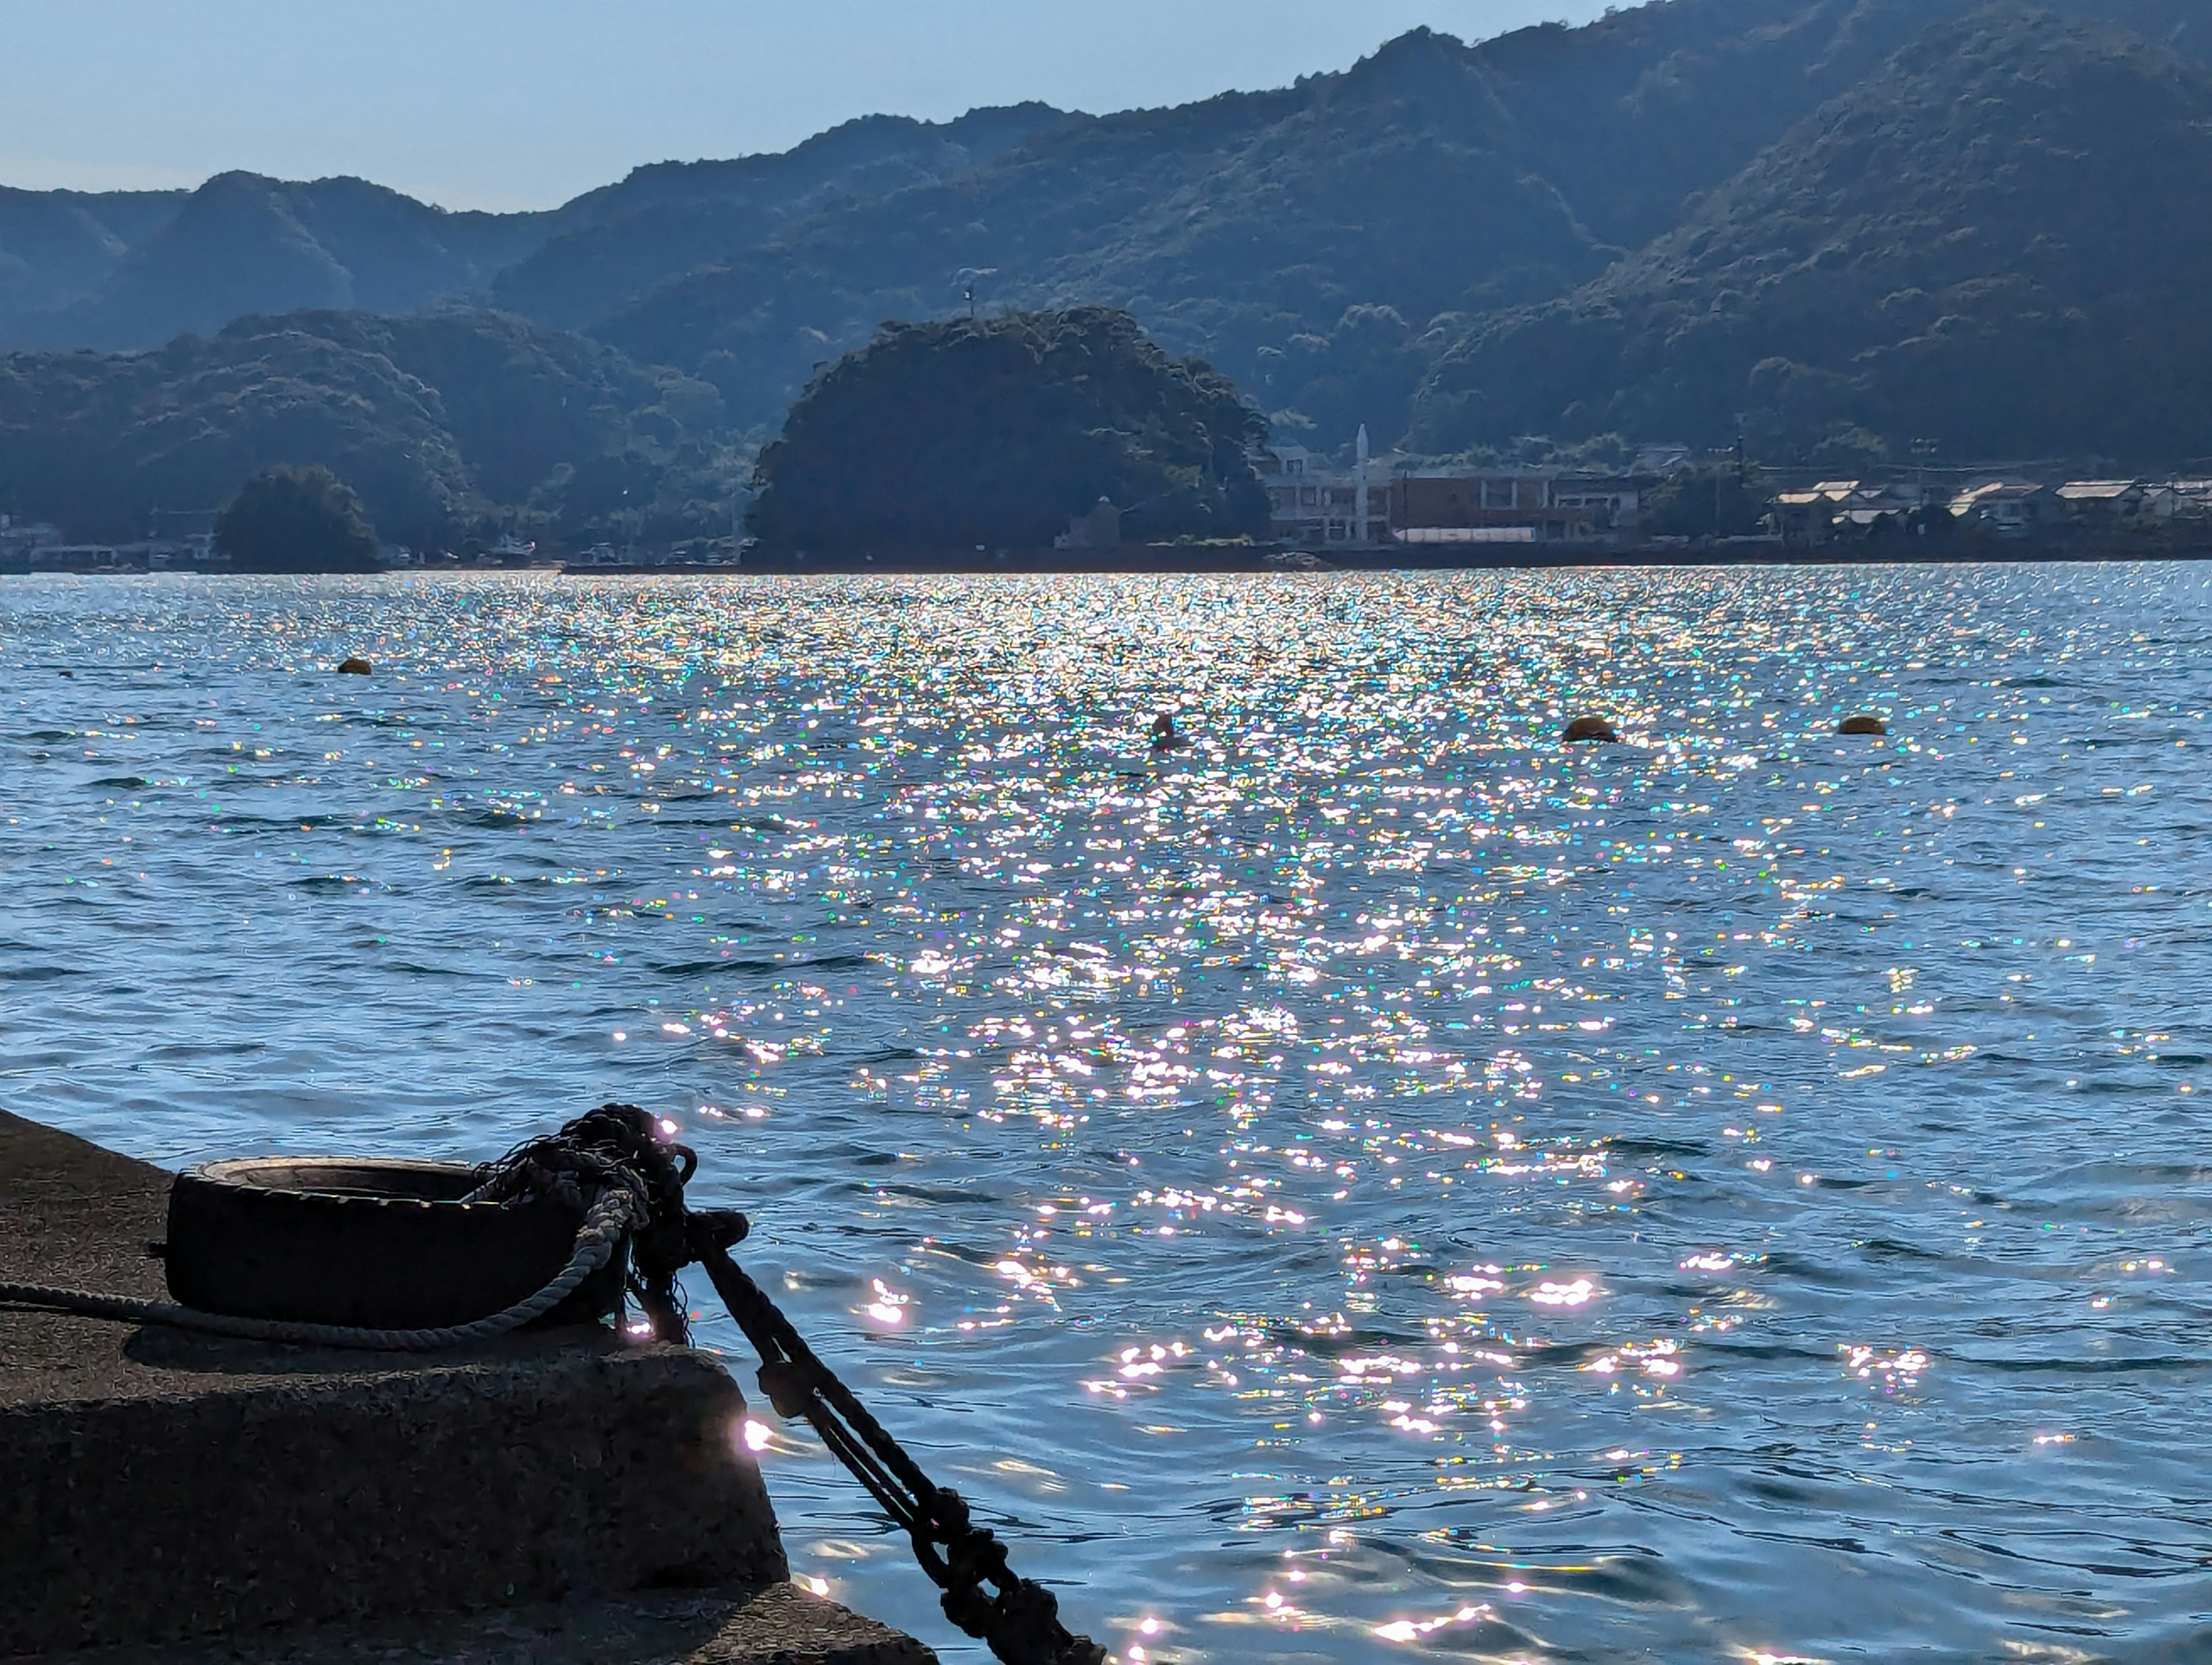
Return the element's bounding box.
[1770,480,1928,543]
[1258,434,1650,547]
[1396,526,1537,545]
[1772,483,1851,543]
[1949,479,2051,536]
[0,517,65,571]
[1387,471,1639,542]
[1548,477,1645,533]
[1257,443,1388,546]
[2054,480,2148,519]
[25,544,134,572]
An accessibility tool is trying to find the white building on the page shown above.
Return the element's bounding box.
[1949,480,2051,536]
[1257,433,1389,547]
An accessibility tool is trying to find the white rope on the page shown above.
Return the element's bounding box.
[0,1192,636,1352]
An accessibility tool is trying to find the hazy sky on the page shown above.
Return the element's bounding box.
[2,1,1614,210]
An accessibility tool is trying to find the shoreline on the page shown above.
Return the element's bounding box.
[7,542,2208,579]
[569,539,2212,575]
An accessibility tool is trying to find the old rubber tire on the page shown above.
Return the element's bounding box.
[165,1157,628,1330]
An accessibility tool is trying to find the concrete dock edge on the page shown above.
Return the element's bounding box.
[0,1108,934,1662]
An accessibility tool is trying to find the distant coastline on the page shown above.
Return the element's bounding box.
[554,540,2212,577]
[9,538,2210,579]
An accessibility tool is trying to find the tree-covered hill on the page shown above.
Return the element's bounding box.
[747,307,1267,551]
[0,107,1065,355]
[0,309,730,547]
[1410,9,2212,466]
[0,186,185,329]
[487,104,1070,329]
[586,0,2210,451]
[4,0,2211,480]
[2,175,555,352]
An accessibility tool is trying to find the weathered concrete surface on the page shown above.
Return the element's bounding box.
[0,1109,933,1663]
[70,1587,934,1664]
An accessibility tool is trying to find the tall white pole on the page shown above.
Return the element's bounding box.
[1355,423,1371,544]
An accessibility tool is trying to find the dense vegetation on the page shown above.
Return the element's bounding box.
[0,309,735,547]
[590,0,2212,464]
[1644,462,1771,538]
[0,109,1067,352]
[747,308,1267,550]
[215,464,381,571]
[1411,10,2212,466]
[5,0,2212,509]
[488,106,1066,330]
[0,174,549,352]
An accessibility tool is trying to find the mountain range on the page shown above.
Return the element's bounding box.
[3,0,2210,545]
[0,310,731,546]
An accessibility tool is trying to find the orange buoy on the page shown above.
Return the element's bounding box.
[337,656,373,675]
[1563,716,1619,744]
[1837,714,1887,735]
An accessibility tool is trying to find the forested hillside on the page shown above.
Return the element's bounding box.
[0,176,552,352]
[590,0,2211,460]
[488,104,1070,329]
[0,310,732,545]
[748,308,1267,549]
[1413,9,2212,464]
[0,107,1066,352]
[3,0,2210,537]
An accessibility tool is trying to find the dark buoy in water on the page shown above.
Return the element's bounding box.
[338,656,373,676]
[1150,710,1190,752]
[1563,716,1618,744]
[1838,714,1887,736]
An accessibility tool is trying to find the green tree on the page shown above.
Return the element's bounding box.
[747,308,1268,551]
[215,464,382,572]
[1646,462,1770,538]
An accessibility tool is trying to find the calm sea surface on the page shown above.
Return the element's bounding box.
[3,567,2208,1662]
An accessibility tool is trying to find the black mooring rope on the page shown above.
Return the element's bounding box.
[1,1103,1107,1665]
[472,1105,1109,1665]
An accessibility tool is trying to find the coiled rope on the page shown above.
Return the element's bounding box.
[0,1118,653,1351]
[0,1190,632,1351]
[0,1103,1106,1665]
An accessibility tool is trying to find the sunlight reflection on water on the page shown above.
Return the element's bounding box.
[2,565,2209,1662]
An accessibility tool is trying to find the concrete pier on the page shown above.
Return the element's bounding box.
[0,1109,933,1663]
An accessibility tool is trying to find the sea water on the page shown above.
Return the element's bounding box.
[2,566,2206,1662]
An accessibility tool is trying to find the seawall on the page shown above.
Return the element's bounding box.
[0,1108,931,1663]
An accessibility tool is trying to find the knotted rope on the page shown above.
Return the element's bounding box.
[0,1186,636,1352]
[0,1103,1107,1665]
[519,1106,1108,1665]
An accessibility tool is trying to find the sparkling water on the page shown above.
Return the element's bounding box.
[2,566,2206,1662]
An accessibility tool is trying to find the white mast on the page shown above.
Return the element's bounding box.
[1355,423,1371,544]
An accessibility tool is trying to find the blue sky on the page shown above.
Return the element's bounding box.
[2,1,1614,210]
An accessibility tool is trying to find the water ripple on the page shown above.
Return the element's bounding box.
[2,565,2208,1661]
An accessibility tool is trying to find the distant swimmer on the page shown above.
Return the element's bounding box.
[1150,710,1191,752]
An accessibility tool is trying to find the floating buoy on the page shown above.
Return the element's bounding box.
[1837,714,1887,736]
[1563,716,1619,743]
[337,656,373,675]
